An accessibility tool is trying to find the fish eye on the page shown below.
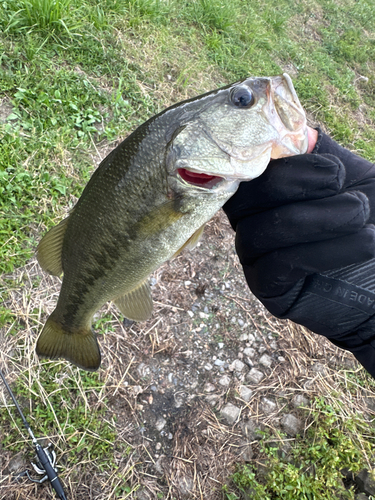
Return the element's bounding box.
[231,87,255,108]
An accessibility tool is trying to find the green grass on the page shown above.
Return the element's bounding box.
[225,397,375,500]
[1,0,375,497]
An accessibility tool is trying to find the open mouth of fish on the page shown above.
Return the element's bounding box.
[177,168,224,188]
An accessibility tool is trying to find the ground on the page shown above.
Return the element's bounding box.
[1,210,374,500]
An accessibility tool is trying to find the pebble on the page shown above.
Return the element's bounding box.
[221,403,241,424]
[278,356,286,363]
[155,417,167,431]
[258,346,267,354]
[149,277,157,286]
[199,312,209,319]
[239,385,253,402]
[214,358,225,367]
[280,414,303,436]
[204,382,216,393]
[261,397,277,414]
[204,363,213,371]
[238,319,245,327]
[259,354,273,368]
[246,368,265,384]
[230,359,245,372]
[205,394,220,407]
[187,310,194,318]
[137,363,151,378]
[218,342,224,349]
[204,306,209,314]
[218,375,231,386]
[292,394,309,408]
[243,347,256,358]
[155,442,162,450]
[239,333,248,341]
[239,442,254,462]
[184,280,191,286]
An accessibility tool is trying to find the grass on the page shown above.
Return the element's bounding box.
[225,396,375,499]
[1,0,375,498]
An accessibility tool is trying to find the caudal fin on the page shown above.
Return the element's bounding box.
[36,315,101,371]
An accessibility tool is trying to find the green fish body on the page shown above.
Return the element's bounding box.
[36,74,307,370]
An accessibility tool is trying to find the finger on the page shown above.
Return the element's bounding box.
[243,226,375,299]
[223,153,345,226]
[235,191,370,262]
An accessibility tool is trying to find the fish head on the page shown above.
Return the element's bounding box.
[166,73,307,197]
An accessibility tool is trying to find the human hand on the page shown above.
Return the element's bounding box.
[223,129,375,376]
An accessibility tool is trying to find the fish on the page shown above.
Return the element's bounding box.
[36,73,307,371]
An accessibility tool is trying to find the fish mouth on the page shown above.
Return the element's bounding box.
[177,168,224,188]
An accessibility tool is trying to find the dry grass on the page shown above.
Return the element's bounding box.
[1,213,375,500]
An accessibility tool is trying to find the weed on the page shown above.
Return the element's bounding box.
[226,397,375,499]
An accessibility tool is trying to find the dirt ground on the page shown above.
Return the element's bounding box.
[1,211,375,500]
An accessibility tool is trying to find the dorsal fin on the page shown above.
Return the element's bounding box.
[114,280,153,321]
[36,213,72,276]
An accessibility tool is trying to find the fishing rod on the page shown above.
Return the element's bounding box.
[0,367,68,500]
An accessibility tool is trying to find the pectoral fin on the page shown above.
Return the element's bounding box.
[172,223,205,258]
[36,213,72,276]
[114,280,153,321]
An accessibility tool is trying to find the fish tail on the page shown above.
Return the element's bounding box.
[36,313,101,371]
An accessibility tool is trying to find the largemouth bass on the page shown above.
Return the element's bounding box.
[36,73,307,371]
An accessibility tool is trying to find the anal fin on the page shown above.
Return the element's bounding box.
[114,280,153,321]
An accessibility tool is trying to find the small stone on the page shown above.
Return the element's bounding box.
[238,319,245,327]
[204,363,213,371]
[259,354,273,368]
[247,333,255,344]
[270,341,278,350]
[199,312,209,319]
[239,441,254,462]
[292,394,309,408]
[278,356,286,363]
[243,347,256,358]
[149,277,157,286]
[155,416,167,431]
[218,342,224,349]
[241,420,264,441]
[137,363,151,378]
[239,385,253,402]
[355,493,370,500]
[312,362,327,375]
[187,310,194,318]
[184,280,191,286]
[281,414,303,436]
[258,346,267,354]
[204,306,209,314]
[205,394,220,407]
[261,397,277,414]
[221,403,241,424]
[204,382,216,393]
[168,433,173,440]
[230,359,245,372]
[239,333,249,341]
[218,375,231,386]
[246,368,265,384]
[177,475,194,498]
[8,453,26,473]
[355,469,375,496]
[214,358,225,367]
